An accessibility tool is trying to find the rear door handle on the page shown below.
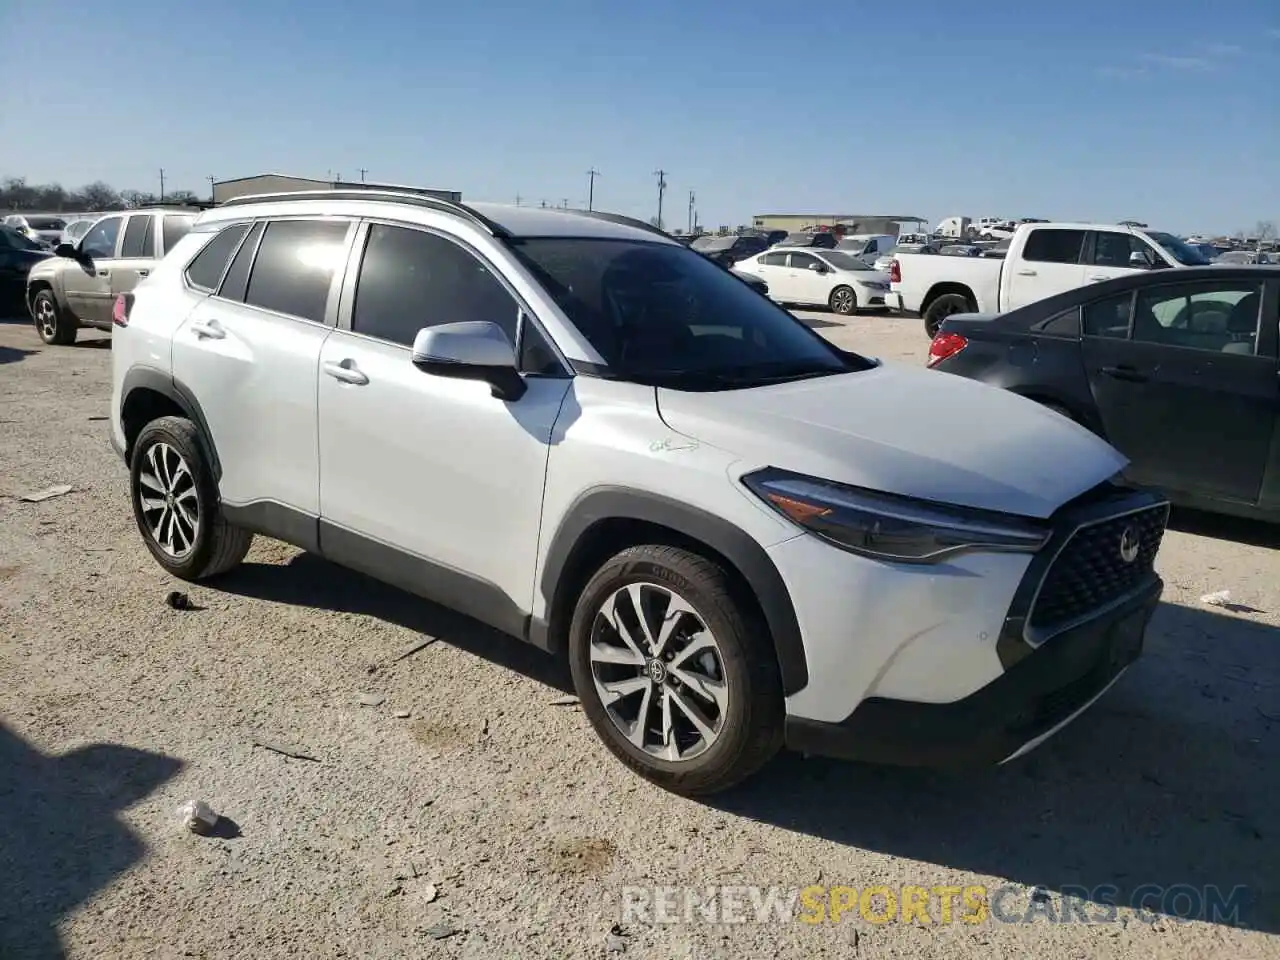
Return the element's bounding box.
[96,270,110,278]
[1100,365,1147,383]
[190,319,225,340]
[323,360,369,385]
[137,269,149,277]
[1016,269,1037,276]
[1087,274,1110,282]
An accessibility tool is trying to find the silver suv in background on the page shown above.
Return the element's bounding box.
[25,207,197,344]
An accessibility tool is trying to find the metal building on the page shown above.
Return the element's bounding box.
[212,174,461,204]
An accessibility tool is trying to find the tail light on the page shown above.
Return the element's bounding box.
[112,293,134,328]
[927,332,968,368]
[888,259,901,284]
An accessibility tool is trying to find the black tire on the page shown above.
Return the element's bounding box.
[828,285,858,315]
[129,416,252,581]
[568,544,785,796]
[923,292,972,338]
[31,289,77,345]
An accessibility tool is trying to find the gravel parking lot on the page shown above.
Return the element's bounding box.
[1,309,1276,959]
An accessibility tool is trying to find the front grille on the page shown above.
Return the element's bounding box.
[1028,505,1167,629]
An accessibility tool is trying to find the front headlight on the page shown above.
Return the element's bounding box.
[742,467,1049,563]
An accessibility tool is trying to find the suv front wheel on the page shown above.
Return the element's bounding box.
[129,416,253,580]
[568,544,784,795]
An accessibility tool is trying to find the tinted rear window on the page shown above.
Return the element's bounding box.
[185,222,251,290]
[243,219,349,323]
[120,215,151,258]
[163,216,194,254]
[1022,229,1086,264]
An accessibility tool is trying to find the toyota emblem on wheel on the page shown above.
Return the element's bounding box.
[1119,526,1140,564]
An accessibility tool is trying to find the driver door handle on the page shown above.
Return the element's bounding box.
[137,269,150,277]
[1087,274,1109,282]
[1016,268,1036,276]
[1100,365,1148,383]
[190,319,226,340]
[322,360,369,385]
[96,270,110,278]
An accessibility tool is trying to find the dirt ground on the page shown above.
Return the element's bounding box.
[0,308,1276,959]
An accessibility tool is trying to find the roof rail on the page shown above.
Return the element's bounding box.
[560,208,673,240]
[216,189,509,237]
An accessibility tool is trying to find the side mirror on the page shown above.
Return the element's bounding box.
[808,262,826,273]
[1128,251,1152,267]
[410,321,526,401]
[54,243,78,258]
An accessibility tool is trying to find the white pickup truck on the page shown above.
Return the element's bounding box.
[886,221,1214,335]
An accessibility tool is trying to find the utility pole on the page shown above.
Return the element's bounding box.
[515,194,523,206]
[687,190,695,233]
[653,170,668,230]
[358,168,368,182]
[207,176,216,203]
[540,199,548,208]
[586,168,600,211]
[562,198,570,209]
[158,168,166,202]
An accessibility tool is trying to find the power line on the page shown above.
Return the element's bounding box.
[586,168,600,211]
[653,169,668,229]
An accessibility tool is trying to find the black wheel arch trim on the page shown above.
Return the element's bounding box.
[539,486,809,696]
[120,366,222,480]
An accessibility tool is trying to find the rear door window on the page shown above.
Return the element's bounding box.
[243,219,349,323]
[120,215,151,258]
[217,221,265,302]
[1022,228,1086,264]
[1082,291,1133,339]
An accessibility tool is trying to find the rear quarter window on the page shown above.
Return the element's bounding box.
[184,222,251,290]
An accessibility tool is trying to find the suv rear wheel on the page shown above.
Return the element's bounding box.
[31,289,77,345]
[129,416,252,580]
[568,544,784,795]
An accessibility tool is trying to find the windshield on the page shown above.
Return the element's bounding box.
[819,251,875,271]
[1146,231,1212,266]
[689,236,717,251]
[508,237,866,389]
[28,217,66,230]
[700,237,737,252]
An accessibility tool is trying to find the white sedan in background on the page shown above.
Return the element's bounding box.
[733,247,891,314]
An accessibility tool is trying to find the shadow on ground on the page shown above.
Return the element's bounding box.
[0,726,183,959]
[213,554,1276,932]
[1169,506,1280,549]
[217,552,573,692]
[0,345,37,364]
[712,600,1278,933]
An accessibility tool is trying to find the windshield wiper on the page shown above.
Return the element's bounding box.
[630,362,846,390]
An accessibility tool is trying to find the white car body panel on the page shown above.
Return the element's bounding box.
[735,248,890,309]
[317,326,573,614]
[656,364,1126,520]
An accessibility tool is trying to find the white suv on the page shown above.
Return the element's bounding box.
[109,191,1170,795]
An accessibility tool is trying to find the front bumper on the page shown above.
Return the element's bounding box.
[785,576,1159,767]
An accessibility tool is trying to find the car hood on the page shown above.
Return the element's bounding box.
[656,362,1126,519]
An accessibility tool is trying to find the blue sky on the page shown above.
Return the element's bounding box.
[3,0,1277,234]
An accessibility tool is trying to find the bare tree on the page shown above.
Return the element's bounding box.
[1255,220,1277,248]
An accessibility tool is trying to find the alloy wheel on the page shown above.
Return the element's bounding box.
[832,288,856,314]
[136,442,201,559]
[588,582,728,762]
[34,297,57,341]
